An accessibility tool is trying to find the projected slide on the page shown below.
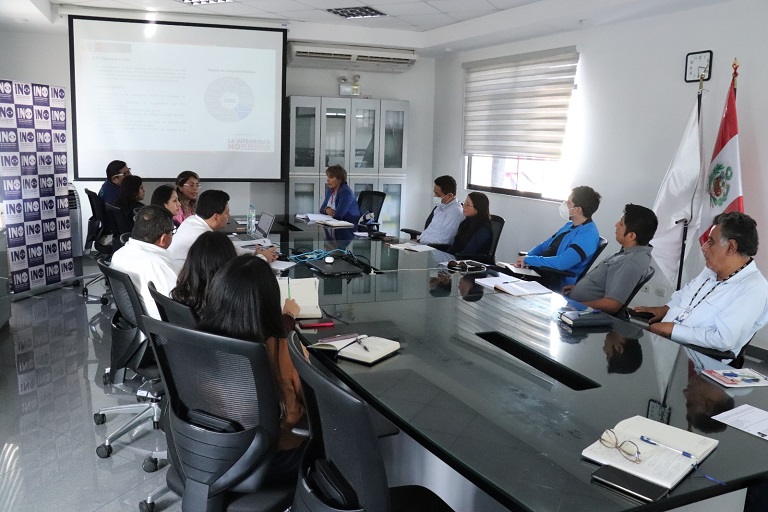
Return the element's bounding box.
[71,18,285,180]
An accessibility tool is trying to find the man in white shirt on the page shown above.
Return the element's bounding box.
[418,175,464,246]
[110,205,178,319]
[636,212,768,355]
[168,189,277,267]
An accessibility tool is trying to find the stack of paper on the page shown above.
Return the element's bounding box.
[388,243,435,252]
[317,219,354,228]
[582,415,718,490]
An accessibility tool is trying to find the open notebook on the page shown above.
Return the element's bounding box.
[310,334,400,365]
[582,416,718,490]
[277,277,322,319]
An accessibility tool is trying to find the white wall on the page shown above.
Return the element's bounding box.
[432,0,768,348]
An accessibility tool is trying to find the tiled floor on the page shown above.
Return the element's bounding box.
[0,266,181,512]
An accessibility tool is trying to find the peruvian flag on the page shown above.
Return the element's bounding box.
[698,77,743,245]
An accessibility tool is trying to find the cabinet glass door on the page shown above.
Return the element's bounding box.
[379,177,405,234]
[290,96,321,174]
[320,98,351,170]
[289,176,322,215]
[350,99,379,174]
[379,100,408,173]
[349,176,377,197]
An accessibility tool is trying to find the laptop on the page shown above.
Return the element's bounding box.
[234,212,275,244]
[306,258,364,277]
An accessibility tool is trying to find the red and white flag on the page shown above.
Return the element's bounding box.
[650,97,705,288]
[698,76,743,245]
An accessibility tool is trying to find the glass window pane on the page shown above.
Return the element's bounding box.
[325,108,346,167]
[383,110,404,168]
[354,109,376,169]
[294,106,315,167]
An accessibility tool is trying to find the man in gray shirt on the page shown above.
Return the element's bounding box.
[565,204,658,314]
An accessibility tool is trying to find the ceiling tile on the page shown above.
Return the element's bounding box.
[343,15,417,29]
[293,0,365,8]
[246,0,312,13]
[376,2,440,16]
[192,1,271,16]
[428,0,495,13]
[285,9,343,22]
[486,0,541,9]
[398,12,455,29]
[446,9,496,21]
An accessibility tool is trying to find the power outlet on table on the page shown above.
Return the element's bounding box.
[654,287,666,297]
[641,284,651,294]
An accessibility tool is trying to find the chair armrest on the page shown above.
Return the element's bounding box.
[529,266,576,278]
[518,251,528,256]
[683,343,736,362]
[400,228,422,240]
[291,416,311,438]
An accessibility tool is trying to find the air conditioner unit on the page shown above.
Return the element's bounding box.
[288,42,417,73]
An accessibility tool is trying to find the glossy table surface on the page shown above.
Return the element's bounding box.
[280,221,768,512]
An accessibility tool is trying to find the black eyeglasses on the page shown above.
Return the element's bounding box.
[600,429,641,463]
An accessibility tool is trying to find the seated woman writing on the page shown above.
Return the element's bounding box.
[197,254,306,483]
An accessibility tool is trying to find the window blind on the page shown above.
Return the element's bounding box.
[463,46,579,159]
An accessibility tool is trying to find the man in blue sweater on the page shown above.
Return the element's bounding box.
[515,185,602,289]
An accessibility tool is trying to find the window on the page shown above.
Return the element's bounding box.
[463,47,579,200]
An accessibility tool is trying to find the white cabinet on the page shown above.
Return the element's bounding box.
[289,96,409,229]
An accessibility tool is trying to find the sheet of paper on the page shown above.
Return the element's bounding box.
[713,404,768,439]
[388,243,435,252]
[236,220,248,225]
[270,260,297,272]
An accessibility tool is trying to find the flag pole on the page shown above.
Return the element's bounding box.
[673,76,706,290]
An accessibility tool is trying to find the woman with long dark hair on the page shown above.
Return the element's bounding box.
[170,231,237,317]
[448,191,493,260]
[197,254,306,482]
[151,184,182,226]
[174,170,200,225]
[112,174,145,232]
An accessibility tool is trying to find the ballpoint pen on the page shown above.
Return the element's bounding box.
[287,276,291,299]
[356,335,370,352]
[639,436,697,460]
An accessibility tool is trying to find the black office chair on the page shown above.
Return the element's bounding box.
[288,333,455,512]
[140,317,295,512]
[357,190,386,223]
[93,260,164,461]
[529,236,609,289]
[106,203,134,238]
[82,189,113,304]
[615,266,655,319]
[453,214,506,265]
[148,281,198,328]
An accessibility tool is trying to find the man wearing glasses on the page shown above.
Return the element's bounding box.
[110,205,178,320]
[636,212,768,355]
[98,160,131,206]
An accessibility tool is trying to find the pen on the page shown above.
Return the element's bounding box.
[356,335,370,352]
[639,436,697,459]
[578,309,601,316]
[287,276,291,299]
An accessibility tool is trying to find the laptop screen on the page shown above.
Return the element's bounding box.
[256,212,275,237]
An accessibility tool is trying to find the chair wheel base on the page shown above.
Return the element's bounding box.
[101,296,109,305]
[139,500,155,512]
[102,372,110,386]
[82,287,88,297]
[96,444,112,458]
[93,413,106,425]
[142,456,158,473]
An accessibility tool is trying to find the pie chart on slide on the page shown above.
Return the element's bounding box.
[204,77,255,122]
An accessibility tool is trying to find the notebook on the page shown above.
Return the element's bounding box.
[277,277,322,319]
[310,333,400,365]
[494,280,550,296]
[582,415,718,490]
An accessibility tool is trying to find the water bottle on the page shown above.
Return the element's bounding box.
[247,202,256,235]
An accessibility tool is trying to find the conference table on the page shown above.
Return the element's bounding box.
[270,219,768,511]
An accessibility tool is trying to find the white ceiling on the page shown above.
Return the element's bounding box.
[0,0,733,54]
